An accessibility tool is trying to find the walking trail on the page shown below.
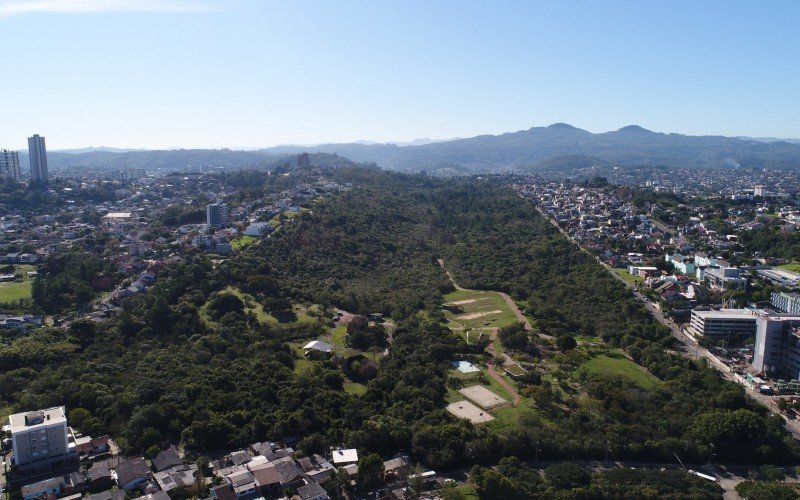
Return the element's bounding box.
[438,258,521,406]
[486,327,522,406]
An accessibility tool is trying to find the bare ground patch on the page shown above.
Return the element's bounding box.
[457,309,503,320]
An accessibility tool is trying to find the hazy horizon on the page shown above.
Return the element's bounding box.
[7,123,798,154]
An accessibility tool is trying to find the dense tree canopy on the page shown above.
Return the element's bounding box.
[2,168,798,477]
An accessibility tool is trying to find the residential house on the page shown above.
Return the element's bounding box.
[21,476,64,500]
[297,481,329,500]
[154,464,202,493]
[114,457,151,490]
[331,448,358,466]
[152,446,183,472]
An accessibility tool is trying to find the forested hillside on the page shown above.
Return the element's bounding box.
[1,168,797,473]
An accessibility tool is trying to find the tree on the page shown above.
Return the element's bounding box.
[556,335,577,351]
[68,319,97,348]
[357,453,385,491]
[544,463,591,489]
[206,293,244,320]
[498,323,528,350]
[408,465,425,497]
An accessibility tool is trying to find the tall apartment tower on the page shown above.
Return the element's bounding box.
[9,406,74,475]
[28,134,49,183]
[206,202,229,228]
[297,152,310,168]
[0,149,21,179]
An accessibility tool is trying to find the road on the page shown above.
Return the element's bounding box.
[535,206,800,442]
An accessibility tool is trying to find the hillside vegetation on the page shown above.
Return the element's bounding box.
[1,168,796,470]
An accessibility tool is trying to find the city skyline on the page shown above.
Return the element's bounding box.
[2,1,800,150]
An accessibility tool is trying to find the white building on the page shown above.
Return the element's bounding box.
[754,184,767,197]
[752,313,800,378]
[772,292,800,316]
[704,267,747,290]
[244,222,273,237]
[757,268,800,287]
[688,309,757,340]
[0,149,20,179]
[27,134,48,183]
[9,406,76,475]
[665,252,695,275]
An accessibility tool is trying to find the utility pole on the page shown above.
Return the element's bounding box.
[674,453,686,470]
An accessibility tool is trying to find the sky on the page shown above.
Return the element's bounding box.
[1,0,800,150]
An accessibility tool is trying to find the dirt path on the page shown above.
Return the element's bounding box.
[486,328,521,406]
[497,292,533,331]
[437,258,465,290]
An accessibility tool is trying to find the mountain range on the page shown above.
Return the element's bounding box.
[26,124,800,174]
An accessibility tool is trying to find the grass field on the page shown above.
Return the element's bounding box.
[779,263,800,273]
[331,324,347,348]
[293,357,315,375]
[612,268,643,284]
[580,354,660,390]
[205,287,325,327]
[231,235,257,250]
[0,265,36,304]
[220,286,278,323]
[343,381,367,395]
[443,289,518,332]
[0,280,32,303]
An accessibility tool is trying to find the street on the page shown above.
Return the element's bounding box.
[537,206,800,441]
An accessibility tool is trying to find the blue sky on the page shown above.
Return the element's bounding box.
[1,0,799,149]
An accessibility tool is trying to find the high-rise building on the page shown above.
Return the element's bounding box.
[206,202,229,228]
[751,311,800,379]
[27,134,49,183]
[0,149,21,179]
[754,184,766,197]
[9,406,76,475]
[297,152,310,168]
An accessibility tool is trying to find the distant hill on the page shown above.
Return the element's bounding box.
[32,124,800,174]
[261,124,800,173]
[738,136,800,145]
[53,147,148,154]
[26,149,357,173]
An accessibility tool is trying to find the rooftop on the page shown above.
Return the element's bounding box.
[9,406,67,433]
[331,448,358,464]
[446,400,495,423]
[691,309,756,319]
[303,340,333,353]
[459,385,509,410]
